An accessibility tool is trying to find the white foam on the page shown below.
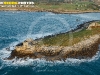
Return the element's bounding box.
[0,41,20,59]
[26,33,53,39]
[45,12,55,16]
[0,48,100,68]
[8,42,19,50]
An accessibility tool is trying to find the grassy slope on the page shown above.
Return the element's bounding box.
[41,23,100,46]
[36,2,99,10]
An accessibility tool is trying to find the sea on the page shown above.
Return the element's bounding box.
[0,11,100,75]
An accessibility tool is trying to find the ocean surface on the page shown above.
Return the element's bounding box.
[0,11,100,75]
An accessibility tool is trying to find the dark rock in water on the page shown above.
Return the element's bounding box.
[16,43,23,46]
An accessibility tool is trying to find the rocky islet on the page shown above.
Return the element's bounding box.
[8,21,100,61]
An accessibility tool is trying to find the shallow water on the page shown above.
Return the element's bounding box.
[0,11,100,75]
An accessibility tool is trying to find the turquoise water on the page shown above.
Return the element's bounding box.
[0,11,100,75]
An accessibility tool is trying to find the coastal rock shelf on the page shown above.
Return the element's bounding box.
[8,34,100,61]
[7,21,100,61]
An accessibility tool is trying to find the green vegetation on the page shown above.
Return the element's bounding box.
[35,1,99,10]
[41,23,100,46]
[97,21,100,24]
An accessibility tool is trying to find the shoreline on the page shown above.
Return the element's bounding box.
[0,7,100,14]
[37,20,100,41]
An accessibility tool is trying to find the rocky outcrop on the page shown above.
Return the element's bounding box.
[8,34,100,61]
[88,22,100,30]
[61,34,100,60]
[7,21,100,61]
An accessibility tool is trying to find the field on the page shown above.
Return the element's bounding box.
[36,1,100,10]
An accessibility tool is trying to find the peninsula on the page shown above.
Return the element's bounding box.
[8,21,100,61]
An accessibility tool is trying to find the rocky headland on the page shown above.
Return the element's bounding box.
[8,21,100,61]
